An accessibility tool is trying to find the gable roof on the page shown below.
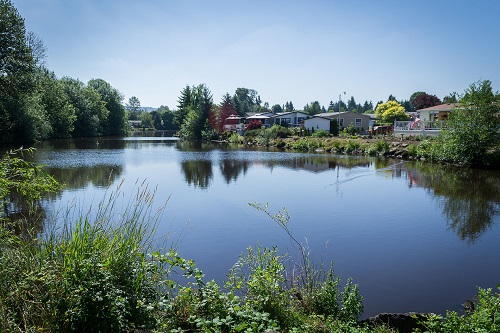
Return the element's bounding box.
[418,103,460,112]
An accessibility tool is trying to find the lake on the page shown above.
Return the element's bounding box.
[24,134,500,318]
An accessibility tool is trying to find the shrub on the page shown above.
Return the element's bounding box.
[244,120,263,131]
[345,140,360,153]
[312,129,330,138]
[417,286,500,332]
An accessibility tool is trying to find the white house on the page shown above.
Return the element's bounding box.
[303,115,332,132]
[303,112,371,132]
[417,103,460,122]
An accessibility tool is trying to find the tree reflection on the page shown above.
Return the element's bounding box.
[219,159,249,183]
[44,165,123,190]
[404,163,500,244]
[181,160,213,189]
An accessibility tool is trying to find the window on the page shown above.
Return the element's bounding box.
[355,118,362,127]
[340,118,344,127]
[281,118,291,125]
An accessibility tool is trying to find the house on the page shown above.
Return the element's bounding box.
[271,111,309,127]
[418,103,460,122]
[245,112,274,127]
[302,112,371,132]
[393,103,460,138]
[128,120,142,128]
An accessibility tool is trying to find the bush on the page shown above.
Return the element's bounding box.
[417,286,500,332]
[312,129,330,138]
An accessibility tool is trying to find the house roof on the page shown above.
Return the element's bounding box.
[313,111,371,119]
[418,103,460,112]
[246,114,270,119]
[273,111,309,117]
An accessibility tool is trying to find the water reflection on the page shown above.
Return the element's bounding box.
[386,162,500,244]
[219,159,250,183]
[44,165,122,190]
[180,151,374,188]
[181,160,213,189]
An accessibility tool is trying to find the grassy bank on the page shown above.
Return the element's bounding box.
[225,125,500,168]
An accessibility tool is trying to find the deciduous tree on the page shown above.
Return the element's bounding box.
[61,77,108,137]
[412,93,441,110]
[88,78,127,136]
[0,0,36,142]
[126,96,142,120]
[438,80,500,166]
[375,100,409,123]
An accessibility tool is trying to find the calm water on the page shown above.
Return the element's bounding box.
[24,134,500,318]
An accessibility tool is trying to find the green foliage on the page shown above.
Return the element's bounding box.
[420,80,500,167]
[177,84,214,140]
[287,138,322,152]
[416,286,500,333]
[201,119,219,141]
[0,181,168,332]
[88,78,128,136]
[375,100,409,123]
[232,87,261,116]
[126,95,142,120]
[345,140,360,153]
[61,77,109,137]
[229,132,243,144]
[331,119,339,136]
[0,0,36,142]
[0,147,61,224]
[312,129,330,138]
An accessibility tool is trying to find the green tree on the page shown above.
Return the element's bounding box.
[303,101,322,115]
[126,96,141,120]
[157,106,177,130]
[362,100,374,112]
[375,100,409,123]
[88,78,127,136]
[271,104,283,113]
[178,84,213,140]
[0,0,36,142]
[233,87,259,116]
[34,69,76,139]
[443,92,459,103]
[0,147,60,224]
[139,111,153,128]
[174,85,192,127]
[61,77,108,137]
[26,31,46,68]
[438,80,500,166]
[284,101,294,112]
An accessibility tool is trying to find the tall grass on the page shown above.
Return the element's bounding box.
[0,180,169,332]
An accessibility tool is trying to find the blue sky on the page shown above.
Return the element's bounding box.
[12,0,500,109]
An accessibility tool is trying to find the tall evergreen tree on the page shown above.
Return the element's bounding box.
[175,85,192,127]
[178,84,213,140]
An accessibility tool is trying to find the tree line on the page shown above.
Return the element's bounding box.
[0,0,128,144]
[0,0,478,144]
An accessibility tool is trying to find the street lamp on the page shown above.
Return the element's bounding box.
[338,92,346,135]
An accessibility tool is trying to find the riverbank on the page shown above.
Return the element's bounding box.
[231,133,423,159]
[227,131,500,168]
